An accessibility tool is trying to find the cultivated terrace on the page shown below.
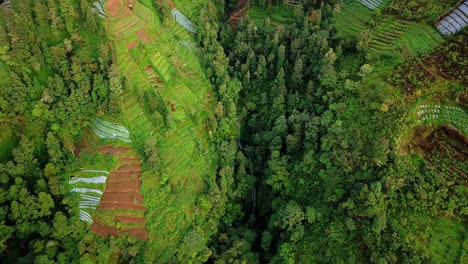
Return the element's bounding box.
[0,0,466,263]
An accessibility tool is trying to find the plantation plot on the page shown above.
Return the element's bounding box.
[93,117,132,143]
[358,0,383,10]
[416,104,467,135]
[171,8,196,33]
[334,1,372,36]
[103,0,216,256]
[436,1,468,35]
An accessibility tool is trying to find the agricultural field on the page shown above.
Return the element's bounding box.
[1,0,467,262]
[335,1,443,56]
[99,0,217,260]
[415,104,467,135]
[92,145,147,240]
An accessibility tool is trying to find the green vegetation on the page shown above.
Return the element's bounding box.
[0,0,466,263]
[249,5,295,27]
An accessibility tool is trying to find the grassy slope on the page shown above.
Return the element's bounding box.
[105,1,216,261]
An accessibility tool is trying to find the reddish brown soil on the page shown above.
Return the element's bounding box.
[126,228,147,240]
[118,164,141,172]
[107,173,141,182]
[168,0,176,9]
[106,0,122,17]
[127,41,138,50]
[100,203,146,211]
[106,181,141,192]
[92,222,120,236]
[93,146,147,240]
[99,146,130,155]
[101,192,143,203]
[136,28,151,43]
[120,157,141,164]
[116,216,146,223]
[227,0,248,29]
[91,223,147,240]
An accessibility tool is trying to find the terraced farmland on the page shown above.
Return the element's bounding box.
[104,1,216,260]
[335,0,372,37]
[368,18,443,54]
[92,145,147,240]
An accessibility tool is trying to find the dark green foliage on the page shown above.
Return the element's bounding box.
[197,0,466,263]
[0,0,133,262]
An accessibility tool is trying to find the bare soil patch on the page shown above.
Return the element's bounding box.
[101,192,143,203]
[120,157,141,164]
[118,164,141,172]
[92,222,120,236]
[100,202,146,211]
[136,28,151,43]
[106,0,122,17]
[107,172,141,182]
[126,228,147,240]
[116,216,146,223]
[106,181,141,192]
[99,146,130,155]
[127,41,138,50]
[227,0,248,29]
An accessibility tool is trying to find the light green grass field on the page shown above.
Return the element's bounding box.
[105,2,216,261]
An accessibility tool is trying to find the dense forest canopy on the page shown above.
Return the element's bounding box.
[0,0,466,263]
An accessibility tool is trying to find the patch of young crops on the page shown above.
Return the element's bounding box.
[334,1,372,36]
[416,104,467,135]
[437,1,468,35]
[150,51,176,83]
